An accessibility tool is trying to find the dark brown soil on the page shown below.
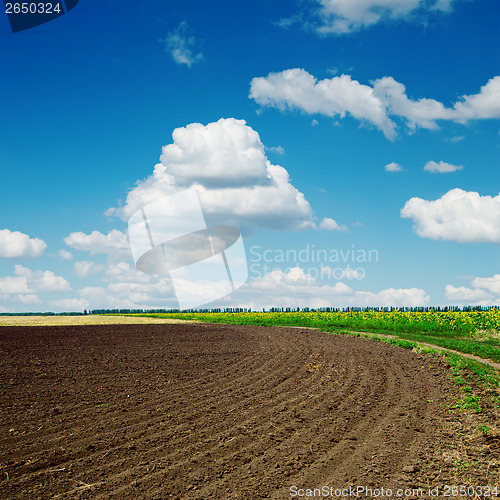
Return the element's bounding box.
[0,323,498,499]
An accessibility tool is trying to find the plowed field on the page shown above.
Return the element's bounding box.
[0,323,498,499]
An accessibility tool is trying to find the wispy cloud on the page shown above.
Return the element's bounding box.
[266,145,285,155]
[160,21,203,67]
[447,135,465,143]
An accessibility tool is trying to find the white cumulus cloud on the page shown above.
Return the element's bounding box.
[445,285,493,304]
[452,77,500,122]
[12,265,71,292]
[445,274,500,306]
[0,229,46,258]
[107,118,335,232]
[250,69,397,139]
[401,189,500,243]
[0,265,71,306]
[250,70,500,139]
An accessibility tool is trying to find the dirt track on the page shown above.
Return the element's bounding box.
[0,323,498,499]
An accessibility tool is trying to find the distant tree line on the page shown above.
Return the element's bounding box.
[0,305,497,317]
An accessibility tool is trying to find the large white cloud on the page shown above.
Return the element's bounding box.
[250,70,500,139]
[310,0,454,35]
[250,69,397,139]
[401,189,500,243]
[0,229,46,258]
[107,118,331,232]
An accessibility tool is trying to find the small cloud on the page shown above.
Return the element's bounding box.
[319,217,348,232]
[423,160,463,173]
[160,21,203,68]
[58,249,73,260]
[385,162,403,172]
[433,0,454,12]
[312,119,319,127]
[50,298,89,312]
[266,145,285,155]
[448,135,465,143]
[74,260,105,278]
[326,67,339,76]
[352,221,364,227]
[64,230,130,256]
[274,13,303,29]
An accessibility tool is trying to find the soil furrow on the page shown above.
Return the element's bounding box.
[0,323,497,499]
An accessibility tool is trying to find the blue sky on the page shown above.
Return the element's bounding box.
[0,0,499,312]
